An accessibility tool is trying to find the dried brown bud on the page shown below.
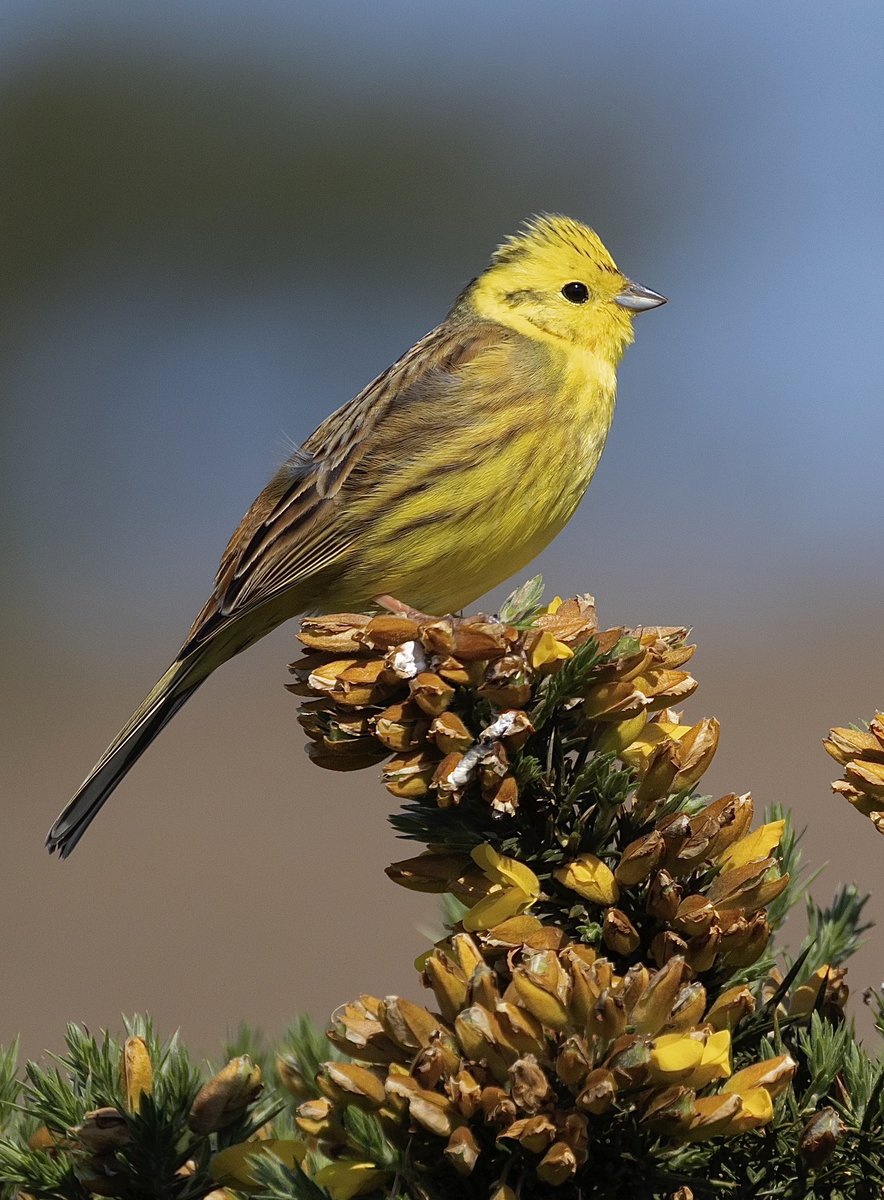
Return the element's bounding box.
[189,1057,263,1134]
[429,712,474,754]
[651,930,689,968]
[536,1140,578,1186]
[705,984,756,1031]
[673,895,716,937]
[479,1085,517,1127]
[386,850,472,893]
[410,672,455,716]
[276,1055,312,1102]
[374,701,430,751]
[72,1108,130,1154]
[359,614,420,650]
[297,614,370,652]
[576,1068,617,1115]
[602,908,640,956]
[444,1126,480,1176]
[556,1035,592,1088]
[383,749,438,798]
[615,831,665,886]
[646,870,683,922]
[799,1107,846,1168]
[507,1054,552,1113]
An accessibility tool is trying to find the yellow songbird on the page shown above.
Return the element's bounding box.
[46,214,665,856]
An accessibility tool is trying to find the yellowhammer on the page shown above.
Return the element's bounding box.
[46,214,665,856]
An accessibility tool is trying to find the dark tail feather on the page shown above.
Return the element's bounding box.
[46,659,204,858]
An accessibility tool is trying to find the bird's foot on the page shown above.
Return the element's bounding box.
[373,594,438,622]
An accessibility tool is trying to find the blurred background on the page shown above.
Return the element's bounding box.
[2,1,883,1059]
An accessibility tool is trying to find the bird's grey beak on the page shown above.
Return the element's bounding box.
[615,280,667,312]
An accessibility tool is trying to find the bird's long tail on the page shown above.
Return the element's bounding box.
[45,655,208,858]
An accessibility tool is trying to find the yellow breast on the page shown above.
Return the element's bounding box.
[336,333,617,613]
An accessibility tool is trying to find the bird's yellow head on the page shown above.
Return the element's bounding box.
[469,214,665,363]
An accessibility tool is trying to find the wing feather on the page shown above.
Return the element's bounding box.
[181,314,496,653]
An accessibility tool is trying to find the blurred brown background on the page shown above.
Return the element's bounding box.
[2,2,883,1060]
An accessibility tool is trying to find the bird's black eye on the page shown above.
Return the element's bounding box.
[562,281,589,304]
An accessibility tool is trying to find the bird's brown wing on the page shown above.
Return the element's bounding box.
[181,314,495,654]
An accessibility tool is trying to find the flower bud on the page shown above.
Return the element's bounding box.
[422,954,469,1023]
[499,1114,557,1154]
[380,996,444,1052]
[479,1085,517,1127]
[799,1107,846,1167]
[605,1035,651,1089]
[602,908,640,956]
[429,712,474,754]
[454,1006,514,1082]
[298,614,370,653]
[537,1141,578,1186]
[651,930,689,968]
[410,671,455,716]
[665,983,707,1033]
[327,997,402,1064]
[319,1062,387,1108]
[511,951,571,1029]
[556,1036,592,1088]
[72,1108,129,1154]
[646,871,683,922]
[587,989,628,1044]
[685,924,721,973]
[444,1126,480,1176]
[700,793,754,859]
[629,957,686,1036]
[383,749,437,798]
[120,1036,152,1114]
[642,1086,696,1134]
[479,653,533,709]
[189,1057,263,1135]
[673,895,715,938]
[375,701,430,751]
[705,984,756,1031]
[707,858,789,911]
[447,1067,482,1119]
[576,1068,617,1115]
[615,831,665,886]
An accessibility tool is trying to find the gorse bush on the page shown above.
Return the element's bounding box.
[3,580,883,1199]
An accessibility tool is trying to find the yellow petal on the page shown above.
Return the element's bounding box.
[553,854,619,905]
[463,886,533,932]
[547,596,563,614]
[684,1030,732,1088]
[647,1034,705,1083]
[470,845,540,898]
[718,820,786,871]
[210,1140,306,1191]
[723,1053,796,1099]
[531,631,573,669]
[121,1036,153,1114]
[717,1087,774,1135]
[314,1162,389,1200]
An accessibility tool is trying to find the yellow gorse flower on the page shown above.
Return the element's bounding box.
[554,853,619,905]
[718,819,786,871]
[463,844,541,932]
